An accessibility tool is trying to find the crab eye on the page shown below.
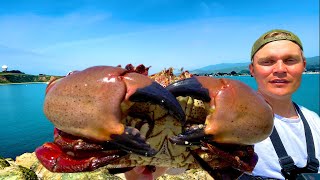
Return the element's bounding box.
[66,70,79,76]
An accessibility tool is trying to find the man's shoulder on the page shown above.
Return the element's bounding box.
[298,105,320,134]
[298,105,319,119]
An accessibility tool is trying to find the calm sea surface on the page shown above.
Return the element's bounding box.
[0,74,319,158]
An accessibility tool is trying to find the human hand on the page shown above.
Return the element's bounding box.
[124,166,169,180]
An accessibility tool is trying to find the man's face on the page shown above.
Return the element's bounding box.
[249,40,306,100]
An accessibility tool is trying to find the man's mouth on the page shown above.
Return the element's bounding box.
[270,79,289,84]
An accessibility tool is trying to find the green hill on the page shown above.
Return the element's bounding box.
[306,56,319,71]
[0,73,62,84]
[191,56,319,75]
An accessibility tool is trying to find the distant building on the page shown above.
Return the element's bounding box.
[2,65,8,72]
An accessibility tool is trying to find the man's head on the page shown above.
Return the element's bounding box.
[249,29,306,100]
[251,29,303,61]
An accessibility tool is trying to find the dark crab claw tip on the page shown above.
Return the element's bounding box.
[169,126,213,146]
[166,77,211,102]
[111,127,158,157]
[129,81,185,122]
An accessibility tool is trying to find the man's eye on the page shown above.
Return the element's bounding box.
[285,59,297,64]
[260,60,274,65]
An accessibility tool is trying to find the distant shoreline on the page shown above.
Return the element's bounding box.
[0,72,318,86]
[303,71,320,74]
[206,72,319,77]
[0,82,48,86]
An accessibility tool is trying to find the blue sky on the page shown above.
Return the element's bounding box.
[0,0,319,75]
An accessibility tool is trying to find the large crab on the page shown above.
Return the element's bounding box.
[35,65,274,179]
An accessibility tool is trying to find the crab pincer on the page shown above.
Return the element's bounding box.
[167,76,273,146]
[166,76,273,177]
[36,66,185,172]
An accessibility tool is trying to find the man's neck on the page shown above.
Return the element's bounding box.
[259,92,298,119]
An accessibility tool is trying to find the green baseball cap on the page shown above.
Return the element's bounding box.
[251,29,303,60]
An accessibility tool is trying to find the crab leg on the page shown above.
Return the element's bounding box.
[36,128,128,172]
[53,128,110,153]
[189,149,244,180]
[110,126,158,156]
[169,125,213,146]
[36,142,128,172]
[201,142,258,172]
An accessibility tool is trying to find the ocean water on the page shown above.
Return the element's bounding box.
[0,74,319,159]
[0,83,54,159]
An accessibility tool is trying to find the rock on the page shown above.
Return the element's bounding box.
[15,152,38,169]
[1,153,123,180]
[0,166,38,180]
[1,153,214,180]
[18,153,122,180]
[15,153,123,180]
[157,169,213,180]
[0,158,10,170]
[0,157,38,180]
[31,161,121,180]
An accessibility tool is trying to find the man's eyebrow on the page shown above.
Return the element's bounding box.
[257,54,301,61]
[257,56,272,61]
[285,54,301,59]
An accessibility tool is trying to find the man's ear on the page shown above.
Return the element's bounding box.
[303,57,307,69]
[249,63,254,77]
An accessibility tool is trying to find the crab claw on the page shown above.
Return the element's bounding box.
[43,66,185,158]
[167,76,273,146]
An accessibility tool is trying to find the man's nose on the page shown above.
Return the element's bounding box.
[273,60,287,73]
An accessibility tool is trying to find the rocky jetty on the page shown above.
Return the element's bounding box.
[0,153,213,180]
